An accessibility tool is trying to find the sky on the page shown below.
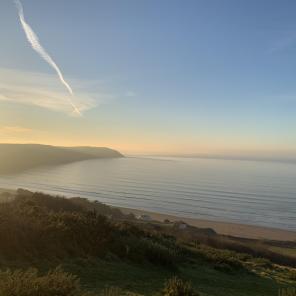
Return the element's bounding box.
[0,0,296,155]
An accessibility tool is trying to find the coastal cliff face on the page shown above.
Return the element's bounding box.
[0,144,124,174]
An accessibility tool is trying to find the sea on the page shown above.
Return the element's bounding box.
[0,156,295,231]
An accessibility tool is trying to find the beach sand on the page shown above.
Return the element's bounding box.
[119,207,296,241]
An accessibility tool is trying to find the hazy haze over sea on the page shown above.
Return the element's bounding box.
[0,156,295,231]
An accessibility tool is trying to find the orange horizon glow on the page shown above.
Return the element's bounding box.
[1,136,295,158]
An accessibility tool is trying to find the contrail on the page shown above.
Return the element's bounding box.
[14,0,81,115]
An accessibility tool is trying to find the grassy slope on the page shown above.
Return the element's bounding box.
[65,146,124,158]
[0,190,294,296]
[269,246,296,258]
[75,260,277,296]
[3,258,278,296]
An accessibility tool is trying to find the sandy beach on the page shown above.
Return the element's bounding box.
[119,207,296,241]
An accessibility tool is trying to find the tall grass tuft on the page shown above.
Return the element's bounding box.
[279,287,296,296]
[101,287,122,296]
[162,276,199,296]
[0,267,94,296]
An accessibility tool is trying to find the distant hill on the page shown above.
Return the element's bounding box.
[0,144,123,174]
[64,146,124,158]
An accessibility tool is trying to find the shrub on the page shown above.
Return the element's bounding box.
[279,287,296,296]
[141,239,180,268]
[251,257,272,268]
[193,244,243,270]
[0,267,94,296]
[108,231,184,269]
[101,287,122,296]
[162,276,199,296]
[287,270,296,281]
[213,263,234,273]
[201,236,296,268]
[0,191,186,269]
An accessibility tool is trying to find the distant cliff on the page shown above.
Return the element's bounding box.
[0,144,124,174]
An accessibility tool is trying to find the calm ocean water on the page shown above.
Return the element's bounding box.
[0,156,295,231]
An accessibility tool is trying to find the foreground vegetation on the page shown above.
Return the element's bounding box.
[0,189,295,295]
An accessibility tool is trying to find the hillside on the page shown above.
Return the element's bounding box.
[0,189,295,296]
[65,146,124,158]
[0,144,123,174]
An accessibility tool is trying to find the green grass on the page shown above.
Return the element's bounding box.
[0,190,294,296]
[269,246,296,258]
[13,258,279,296]
[0,257,283,296]
[181,263,278,296]
[77,260,283,296]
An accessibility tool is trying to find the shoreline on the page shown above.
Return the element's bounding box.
[1,187,295,241]
[119,207,296,241]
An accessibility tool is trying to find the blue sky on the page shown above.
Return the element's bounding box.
[0,0,296,155]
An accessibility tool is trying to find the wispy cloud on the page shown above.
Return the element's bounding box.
[268,32,296,53]
[0,126,32,133]
[0,124,40,143]
[0,68,106,115]
[14,0,81,115]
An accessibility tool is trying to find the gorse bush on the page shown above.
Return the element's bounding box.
[250,257,272,268]
[0,195,113,259]
[0,191,182,268]
[142,239,179,267]
[0,267,202,296]
[162,276,199,296]
[0,267,93,296]
[192,244,244,270]
[190,234,296,268]
[288,270,296,281]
